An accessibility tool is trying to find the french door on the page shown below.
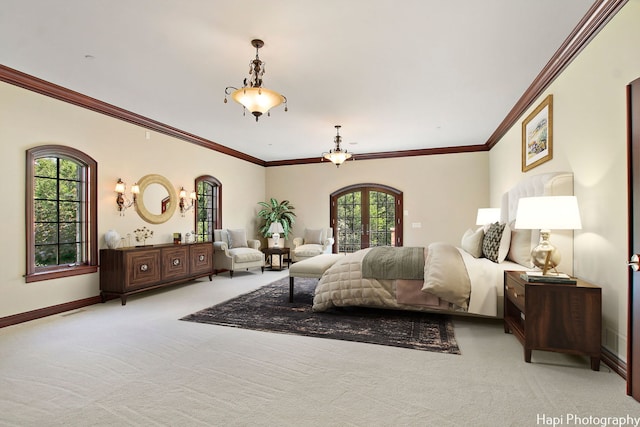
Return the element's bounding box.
[330,184,403,253]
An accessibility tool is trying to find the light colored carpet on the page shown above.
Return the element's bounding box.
[0,270,638,426]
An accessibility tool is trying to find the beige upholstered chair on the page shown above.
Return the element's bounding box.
[292,228,334,262]
[213,229,264,277]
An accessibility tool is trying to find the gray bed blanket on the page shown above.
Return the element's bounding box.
[361,246,425,280]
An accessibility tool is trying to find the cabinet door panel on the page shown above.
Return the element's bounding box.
[126,250,161,288]
[190,244,213,275]
[162,247,189,280]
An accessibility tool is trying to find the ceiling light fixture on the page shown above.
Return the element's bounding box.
[322,125,353,167]
[224,39,288,122]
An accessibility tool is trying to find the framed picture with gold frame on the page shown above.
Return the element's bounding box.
[522,94,553,172]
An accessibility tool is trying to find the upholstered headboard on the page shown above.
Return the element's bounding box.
[500,172,574,274]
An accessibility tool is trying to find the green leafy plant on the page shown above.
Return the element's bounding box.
[257,198,296,239]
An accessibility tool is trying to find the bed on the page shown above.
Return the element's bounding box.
[312,172,574,318]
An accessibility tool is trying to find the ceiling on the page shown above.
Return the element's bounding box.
[1,0,597,162]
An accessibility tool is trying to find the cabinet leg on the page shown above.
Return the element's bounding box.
[524,348,532,363]
[120,296,127,306]
[208,274,213,281]
[591,357,600,371]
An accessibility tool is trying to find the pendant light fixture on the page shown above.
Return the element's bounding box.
[322,125,353,167]
[224,39,288,122]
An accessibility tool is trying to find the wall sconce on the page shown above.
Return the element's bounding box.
[179,187,197,217]
[115,178,139,216]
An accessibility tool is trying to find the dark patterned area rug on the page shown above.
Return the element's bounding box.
[180,277,460,354]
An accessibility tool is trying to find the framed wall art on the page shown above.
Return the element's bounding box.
[522,94,553,172]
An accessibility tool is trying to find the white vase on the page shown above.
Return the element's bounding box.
[105,229,121,249]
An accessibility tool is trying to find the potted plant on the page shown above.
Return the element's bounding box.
[257,198,296,246]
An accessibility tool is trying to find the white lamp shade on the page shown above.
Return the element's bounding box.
[515,196,582,230]
[475,208,501,225]
[268,222,285,234]
[114,180,126,193]
[324,151,352,165]
[231,87,284,115]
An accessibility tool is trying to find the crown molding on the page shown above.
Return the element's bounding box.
[264,144,488,167]
[0,65,266,166]
[485,0,627,148]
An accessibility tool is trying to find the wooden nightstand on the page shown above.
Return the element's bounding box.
[503,270,602,371]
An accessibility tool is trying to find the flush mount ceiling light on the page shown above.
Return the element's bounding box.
[224,39,288,122]
[322,125,354,167]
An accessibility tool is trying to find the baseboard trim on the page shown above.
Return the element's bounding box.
[0,296,102,329]
[601,345,627,380]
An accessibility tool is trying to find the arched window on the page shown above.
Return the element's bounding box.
[330,184,403,253]
[26,145,98,282]
[194,175,222,242]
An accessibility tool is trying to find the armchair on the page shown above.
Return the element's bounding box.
[213,229,265,277]
[292,228,334,262]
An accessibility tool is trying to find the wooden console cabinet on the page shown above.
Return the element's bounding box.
[504,270,602,371]
[100,242,213,305]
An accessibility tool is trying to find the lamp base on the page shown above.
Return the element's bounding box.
[271,233,280,247]
[531,230,561,275]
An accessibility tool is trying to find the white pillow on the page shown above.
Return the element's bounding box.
[507,220,533,267]
[227,229,248,248]
[460,227,484,258]
[304,228,324,245]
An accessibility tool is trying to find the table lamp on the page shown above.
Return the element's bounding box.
[514,196,582,275]
[268,222,285,247]
[476,208,501,226]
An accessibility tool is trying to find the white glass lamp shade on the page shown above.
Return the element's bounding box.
[514,196,582,274]
[114,179,126,193]
[475,208,501,225]
[324,151,352,166]
[231,87,284,117]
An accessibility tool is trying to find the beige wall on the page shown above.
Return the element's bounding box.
[266,152,489,249]
[489,0,640,361]
[0,82,265,318]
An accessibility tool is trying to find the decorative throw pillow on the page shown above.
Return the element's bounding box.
[498,222,512,262]
[482,222,510,263]
[304,228,324,245]
[507,220,533,267]
[227,229,248,248]
[460,227,484,258]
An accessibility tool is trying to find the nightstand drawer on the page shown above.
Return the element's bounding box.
[505,279,525,311]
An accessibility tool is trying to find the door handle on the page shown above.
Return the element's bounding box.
[629,254,640,271]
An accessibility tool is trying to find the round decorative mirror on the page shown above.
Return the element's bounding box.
[136,174,177,224]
